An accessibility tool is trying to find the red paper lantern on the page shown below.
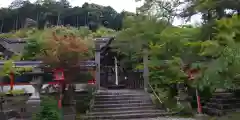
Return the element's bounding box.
[53,68,65,81]
[88,79,96,85]
[187,69,199,80]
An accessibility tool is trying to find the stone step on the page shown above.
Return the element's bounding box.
[92,106,156,112]
[88,109,165,116]
[202,106,239,116]
[95,96,148,101]
[95,94,146,99]
[107,84,126,89]
[206,102,240,110]
[209,98,240,104]
[202,106,225,116]
[84,111,169,119]
[212,92,234,98]
[93,103,153,108]
[94,99,152,105]
[97,90,146,94]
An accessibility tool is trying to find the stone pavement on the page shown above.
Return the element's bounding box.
[131,117,195,120]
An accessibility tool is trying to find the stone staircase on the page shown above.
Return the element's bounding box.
[84,89,169,119]
[202,91,240,116]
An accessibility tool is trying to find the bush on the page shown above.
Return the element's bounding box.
[33,96,61,120]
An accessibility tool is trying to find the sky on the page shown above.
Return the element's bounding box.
[0,0,201,26]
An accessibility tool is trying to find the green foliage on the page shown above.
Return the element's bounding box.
[33,96,61,120]
[0,59,34,76]
[0,60,17,76]
[19,26,116,61]
[22,38,43,60]
[91,26,116,38]
[114,9,240,111]
[6,89,25,95]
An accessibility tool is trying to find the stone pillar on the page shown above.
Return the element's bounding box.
[95,40,101,90]
[143,48,149,91]
[176,83,192,114]
[26,76,43,116]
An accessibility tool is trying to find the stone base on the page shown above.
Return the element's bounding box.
[195,114,209,120]
[0,112,7,120]
[26,98,41,117]
[26,98,41,104]
[64,114,76,120]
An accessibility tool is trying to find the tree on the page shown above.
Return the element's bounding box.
[112,15,170,69]
[0,8,9,32]
[136,0,181,23]
[0,1,123,32]
[37,28,93,105]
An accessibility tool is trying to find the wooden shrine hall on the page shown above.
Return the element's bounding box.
[94,37,145,90]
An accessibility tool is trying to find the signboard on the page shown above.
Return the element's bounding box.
[53,68,65,81]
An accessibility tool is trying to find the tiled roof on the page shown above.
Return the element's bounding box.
[95,37,114,50]
[0,37,26,44]
[0,60,96,67]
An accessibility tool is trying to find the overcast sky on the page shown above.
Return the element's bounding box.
[0,0,201,26]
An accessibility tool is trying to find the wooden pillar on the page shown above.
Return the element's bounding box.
[114,56,119,85]
[95,40,101,90]
[143,48,149,91]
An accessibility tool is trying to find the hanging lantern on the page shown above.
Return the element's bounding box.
[88,79,95,85]
[188,68,199,80]
[53,68,65,81]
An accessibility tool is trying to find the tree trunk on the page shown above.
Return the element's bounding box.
[0,19,3,33]
[62,84,75,106]
[16,16,19,30]
[76,16,79,27]
[36,12,39,23]
[57,13,61,26]
[62,70,76,106]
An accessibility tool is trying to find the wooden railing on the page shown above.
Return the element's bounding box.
[148,83,170,112]
[124,72,144,89]
[100,71,144,89]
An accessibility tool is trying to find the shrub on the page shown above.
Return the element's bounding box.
[33,96,61,120]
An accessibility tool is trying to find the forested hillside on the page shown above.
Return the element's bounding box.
[0,0,134,32]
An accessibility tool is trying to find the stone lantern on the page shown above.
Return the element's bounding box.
[26,68,44,116]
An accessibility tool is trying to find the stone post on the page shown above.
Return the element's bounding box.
[26,76,43,116]
[143,48,149,91]
[95,39,101,90]
[176,83,192,114]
